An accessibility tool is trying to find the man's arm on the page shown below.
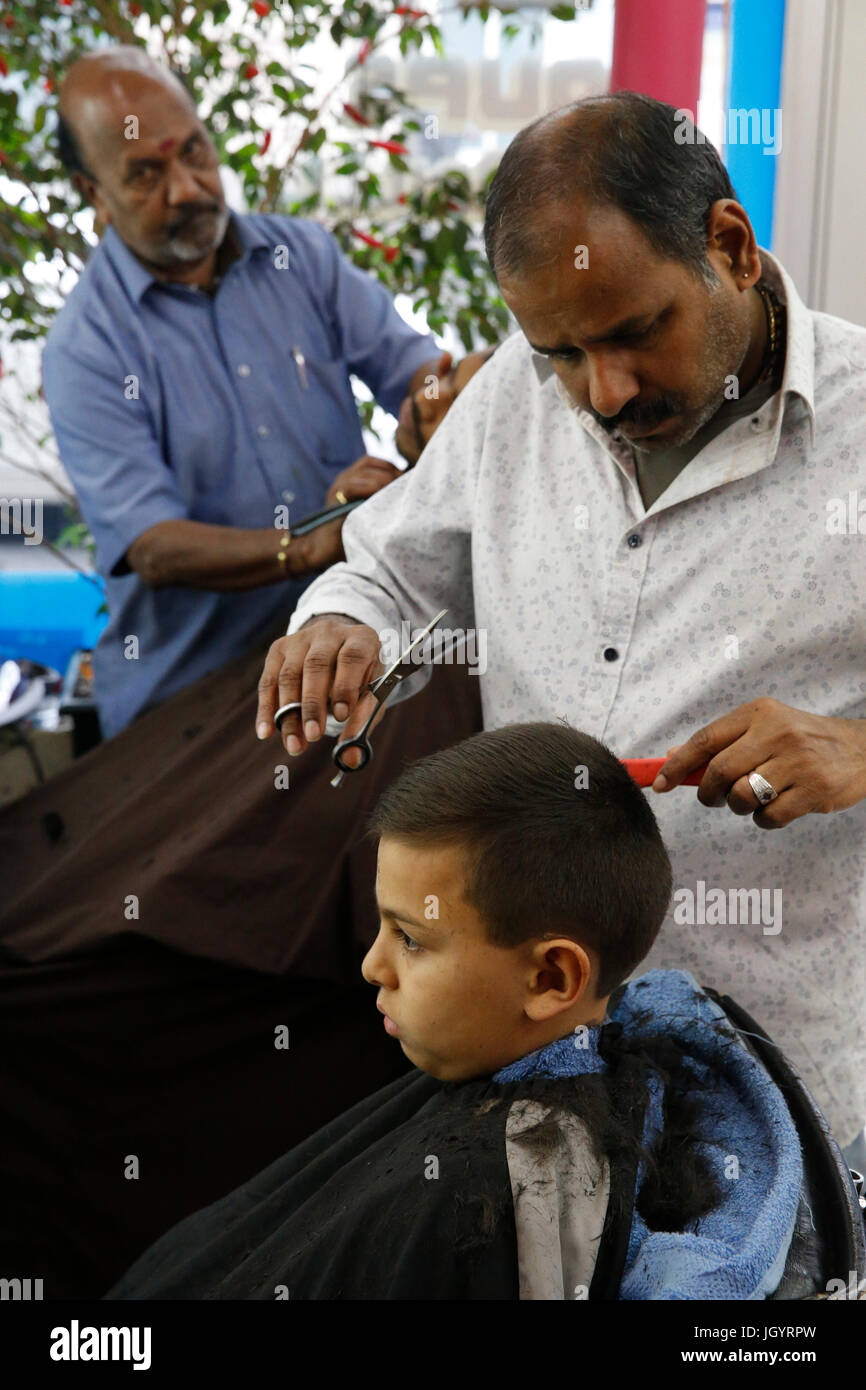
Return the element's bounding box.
[256,358,494,748]
[42,333,350,593]
[124,515,344,590]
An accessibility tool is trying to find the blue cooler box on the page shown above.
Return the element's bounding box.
[0,572,108,675]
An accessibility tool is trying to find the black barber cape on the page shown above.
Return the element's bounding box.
[106,1054,651,1301]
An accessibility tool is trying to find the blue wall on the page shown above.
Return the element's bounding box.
[724,0,787,249]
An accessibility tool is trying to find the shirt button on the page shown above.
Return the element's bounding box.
[627,533,642,548]
[257,424,270,438]
[237,363,251,378]
[750,416,762,431]
[603,647,619,662]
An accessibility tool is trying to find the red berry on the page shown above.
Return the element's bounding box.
[129,2,141,13]
[343,102,370,127]
[253,0,269,13]
[3,15,15,28]
[259,130,271,155]
[369,139,408,155]
[244,63,259,79]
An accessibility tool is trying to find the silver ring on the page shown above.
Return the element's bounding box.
[274,701,346,738]
[747,771,778,806]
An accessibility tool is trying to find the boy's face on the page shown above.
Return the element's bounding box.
[361,837,603,1082]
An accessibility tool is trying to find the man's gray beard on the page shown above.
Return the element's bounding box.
[164,204,231,262]
[627,384,730,453]
[631,295,751,454]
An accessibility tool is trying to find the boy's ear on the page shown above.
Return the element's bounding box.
[524,938,594,1021]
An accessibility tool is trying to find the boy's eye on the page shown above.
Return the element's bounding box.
[392,926,420,953]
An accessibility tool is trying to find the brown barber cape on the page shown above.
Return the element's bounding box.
[0,624,483,979]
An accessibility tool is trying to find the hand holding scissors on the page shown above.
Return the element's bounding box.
[329,608,447,786]
[272,609,448,786]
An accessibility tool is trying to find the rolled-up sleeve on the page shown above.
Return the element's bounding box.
[287,364,489,701]
[315,226,439,416]
[42,339,188,578]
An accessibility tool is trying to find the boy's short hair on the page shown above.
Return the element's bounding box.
[368,721,672,997]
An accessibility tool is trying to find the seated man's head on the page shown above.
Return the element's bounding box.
[362,722,672,1081]
[395,346,497,464]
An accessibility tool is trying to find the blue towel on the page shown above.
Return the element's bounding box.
[494,968,803,1300]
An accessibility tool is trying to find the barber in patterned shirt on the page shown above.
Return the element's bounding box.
[255,94,866,1166]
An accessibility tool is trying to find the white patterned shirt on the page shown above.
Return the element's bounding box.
[289,249,866,1144]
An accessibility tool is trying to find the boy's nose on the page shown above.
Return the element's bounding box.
[361,933,397,989]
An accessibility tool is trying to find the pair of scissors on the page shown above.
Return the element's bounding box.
[273,608,449,789]
[327,607,448,788]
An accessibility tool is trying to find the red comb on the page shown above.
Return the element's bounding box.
[621,757,708,787]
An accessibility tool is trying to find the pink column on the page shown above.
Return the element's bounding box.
[609,0,707,112]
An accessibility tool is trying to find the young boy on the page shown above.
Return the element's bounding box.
[361,719,670,1083]
[108,722,802,1301]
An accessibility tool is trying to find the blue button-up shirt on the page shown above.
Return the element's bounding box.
[41,211,437,738]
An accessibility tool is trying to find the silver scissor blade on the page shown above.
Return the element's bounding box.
[378,608,449,680]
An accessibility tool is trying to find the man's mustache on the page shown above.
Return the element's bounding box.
[591,396,680,432]
[167,205,220,235]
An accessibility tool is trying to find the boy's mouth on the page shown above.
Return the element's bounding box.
[377,1000,400,1036]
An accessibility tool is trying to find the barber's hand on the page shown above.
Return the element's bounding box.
[255,616,388,767]
[651,697,866,829]
[326,455,402,506]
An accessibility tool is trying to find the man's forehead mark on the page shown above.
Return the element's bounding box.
[158,137,177,152]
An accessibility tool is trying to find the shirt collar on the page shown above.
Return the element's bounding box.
[102,209,271,305]
[528,247,817,449]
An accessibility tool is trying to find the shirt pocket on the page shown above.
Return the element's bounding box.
[288,350,360,467]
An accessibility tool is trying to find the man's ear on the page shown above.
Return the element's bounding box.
[74,171,112,237]
[71,170,97,204]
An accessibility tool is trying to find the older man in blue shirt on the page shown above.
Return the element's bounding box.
[42,46,445,739]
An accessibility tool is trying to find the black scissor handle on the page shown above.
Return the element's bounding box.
[332,729,373,773]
